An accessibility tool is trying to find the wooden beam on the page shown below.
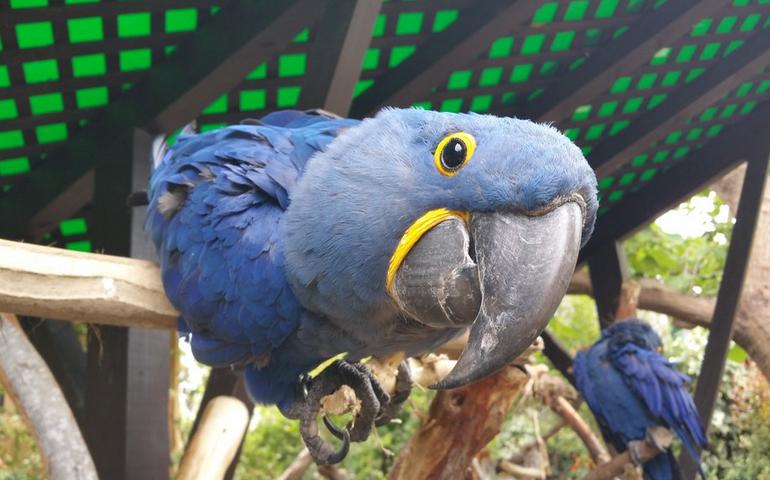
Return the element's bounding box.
[587,242,631,329]
[680,151,770,479]
[349,0,541,118]
[508,0,726,122]
[0,0,326,241]
[0,238,177,328]
[589,29,770,177]
[580,99,770,261]
[298,0,383,115]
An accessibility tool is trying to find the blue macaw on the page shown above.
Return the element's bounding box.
[574,319,707,479]
[145,108,597,463]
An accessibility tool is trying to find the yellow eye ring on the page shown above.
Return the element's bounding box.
[434,132,476,176]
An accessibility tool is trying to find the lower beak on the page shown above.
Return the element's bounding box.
[392,201,584,389]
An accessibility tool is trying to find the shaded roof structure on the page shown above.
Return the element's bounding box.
[0,1,769,479]
[1,0,769,251]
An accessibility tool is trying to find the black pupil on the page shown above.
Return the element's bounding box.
[441,138,467,171]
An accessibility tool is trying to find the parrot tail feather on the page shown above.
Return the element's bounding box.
[642,450,679,480]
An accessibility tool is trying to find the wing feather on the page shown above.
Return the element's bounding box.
[610,345,707,460]
[146,113,357,367]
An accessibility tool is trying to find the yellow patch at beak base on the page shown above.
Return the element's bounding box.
[386,208,469,298]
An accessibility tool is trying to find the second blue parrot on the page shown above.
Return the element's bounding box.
[574,319,707,479]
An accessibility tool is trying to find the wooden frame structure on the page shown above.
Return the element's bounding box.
[1,1,769,478]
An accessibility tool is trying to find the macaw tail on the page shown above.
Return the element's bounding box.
[643,451,680,480]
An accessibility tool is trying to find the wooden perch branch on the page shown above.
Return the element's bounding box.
[0,313,97,480]
[582,427,673,480]
[0,239,176,329]
[387,365,530,479]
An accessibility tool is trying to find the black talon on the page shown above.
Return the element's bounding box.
[323,415,347,440]
[281,359,400,464]
[300,415,350,465]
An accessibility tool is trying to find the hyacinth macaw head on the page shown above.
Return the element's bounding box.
[604,318,664,353]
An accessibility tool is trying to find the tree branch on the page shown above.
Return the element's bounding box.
[277,449,313,480]
[0,239,716,332]
[0,313,97,480]
[550,396,611,465]
[569,268,715,328]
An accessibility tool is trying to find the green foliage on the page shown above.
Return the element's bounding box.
[624,192,731,296]
[548,295,600,353]
[0,388,42,480]
[234,388,433,479]
[234,407,303,479]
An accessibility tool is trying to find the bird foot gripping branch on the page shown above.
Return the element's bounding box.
[144,108,597,465]
[281,360,413,464]
[282,360,412,465]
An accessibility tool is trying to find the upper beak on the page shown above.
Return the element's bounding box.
[391,198,584,389]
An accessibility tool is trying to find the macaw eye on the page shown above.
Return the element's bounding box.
[434,132,476,176]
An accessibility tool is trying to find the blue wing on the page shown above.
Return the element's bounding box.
[610,344,707,465]
[146,112,358,369]
[575,344,655,450]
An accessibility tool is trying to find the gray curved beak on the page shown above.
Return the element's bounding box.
[393,201,584,389]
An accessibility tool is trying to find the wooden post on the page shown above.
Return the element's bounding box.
[588,242,633,328]
[84,129,172,479]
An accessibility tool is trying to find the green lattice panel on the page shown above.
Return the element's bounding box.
[34,213,93,252]
[355,0,474,100]
[559,0,770,158]
[596,66,770,211]
[0,1,225,189]
[194,27,316,130]
[413,0,659,113]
